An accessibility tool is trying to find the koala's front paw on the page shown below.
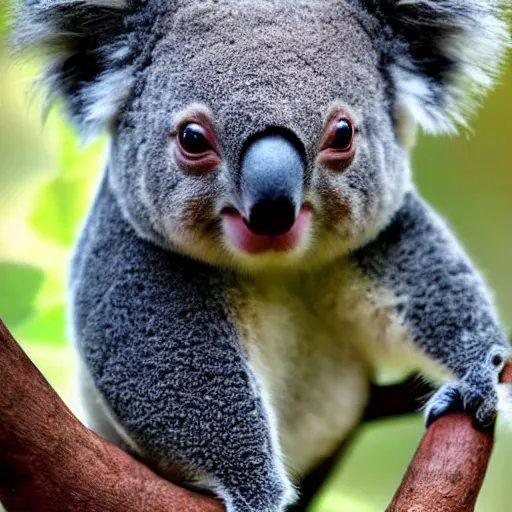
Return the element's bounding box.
[425,347,508,429]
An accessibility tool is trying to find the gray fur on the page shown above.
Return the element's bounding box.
[353,193,511,427]
[13,0,512,510]
[12,0,135,134]
[364,0,510,132]
[69,177,295,511]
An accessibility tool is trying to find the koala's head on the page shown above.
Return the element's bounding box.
[15,0,510,271]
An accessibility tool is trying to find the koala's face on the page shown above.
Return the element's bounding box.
[19,0,508,272]
[111,0,411,272]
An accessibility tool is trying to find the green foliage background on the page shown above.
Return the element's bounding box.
[0,3,511,510]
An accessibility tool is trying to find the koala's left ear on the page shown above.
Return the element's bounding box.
[13,0,135,136]
[367,0,511,134]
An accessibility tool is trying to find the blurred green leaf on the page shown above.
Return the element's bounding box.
[16,304,66,345]
[0,262,45,326]
[29,176,86,245]
[56,123,84,177]
[0,2,7,41]
[49,118,105,180]
[27,121,104,244]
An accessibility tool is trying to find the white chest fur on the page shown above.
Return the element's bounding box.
[235,262,443,479]
[236,268,375,479]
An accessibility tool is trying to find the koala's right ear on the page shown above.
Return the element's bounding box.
[365,0,510,135]
[12,0,135,137]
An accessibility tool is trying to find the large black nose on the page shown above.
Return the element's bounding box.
[247,196,296,236]
[240,133,304,237]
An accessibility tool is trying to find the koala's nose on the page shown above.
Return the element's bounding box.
[248,196,296,236]
[240,133,304,236]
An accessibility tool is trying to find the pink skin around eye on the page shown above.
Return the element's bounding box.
[222,205,312,255]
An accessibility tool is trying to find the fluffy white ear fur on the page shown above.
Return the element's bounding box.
[80,69,134,139]
[384,0,510,134]
[14,0,134,137]
[78,44,135,138]
[498,382,512,426]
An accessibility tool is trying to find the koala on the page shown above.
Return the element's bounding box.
[14,0,512,510]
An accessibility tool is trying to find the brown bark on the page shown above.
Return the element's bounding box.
[387,361,512,512]
[0,318,223,512]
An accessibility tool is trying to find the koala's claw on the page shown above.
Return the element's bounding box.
[424,383,463,427]
[424,363,502,430]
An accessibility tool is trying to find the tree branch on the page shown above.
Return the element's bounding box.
[0,318,223,512]
[387,362,512,512]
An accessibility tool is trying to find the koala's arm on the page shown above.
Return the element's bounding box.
[353,191,511,428]
[69,177,293,512]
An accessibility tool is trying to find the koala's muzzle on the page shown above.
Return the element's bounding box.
[241,134,304,237]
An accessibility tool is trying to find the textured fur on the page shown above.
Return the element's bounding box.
[14,0,509,135]
[69,180,296,510]
[14,0,512,511]
[13,0,134,134]
[354,193,511,427]
[365,0,510,132]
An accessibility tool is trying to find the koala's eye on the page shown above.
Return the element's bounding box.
[178,123,211,154]
[173,118,221,174]
[331,119,353,150]
[318,113,356,172]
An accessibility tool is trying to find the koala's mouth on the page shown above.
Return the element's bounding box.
[222,205,312,255]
